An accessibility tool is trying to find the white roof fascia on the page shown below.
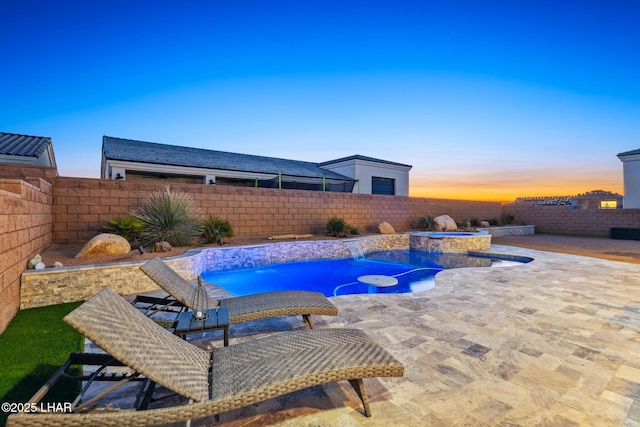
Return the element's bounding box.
[618,152,640,162]
[44,144,57,168]
[321,157,412,171]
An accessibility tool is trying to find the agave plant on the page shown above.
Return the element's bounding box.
[134,187,201,247]
[200,215,234,245]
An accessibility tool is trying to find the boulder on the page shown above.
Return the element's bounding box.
[378,222,395,234]
[154,241,173,252]
[27,254,43,269]
[433,215,457,231]
[480,221,490,228]
[75,234,131,259]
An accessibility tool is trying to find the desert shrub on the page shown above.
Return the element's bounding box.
[200,215,234,244]
[417,215,438,231]
[501,213,515,225]
[326,217,352,237]
[134,187,201,247]
[466,217,482,227]
[103,215,145,242]
[486,218,500,226]
[348,225,360,236]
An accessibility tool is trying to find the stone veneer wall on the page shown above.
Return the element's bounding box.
[192,233,410,274]
[485,225,535,237]
[20,234,410,309]
[503,204,640,237]
[0,179,53,332]
[52,177,502,244]
[409,232,491,252]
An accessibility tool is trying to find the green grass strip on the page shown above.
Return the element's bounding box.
[0,302,83,425]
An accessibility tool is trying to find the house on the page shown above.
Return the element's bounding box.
[0,132,57,168]
[569,190,623,209]
[101,136,412,195]
[512,190,623,209]
[617,148,640,209]
[319,155,412,196]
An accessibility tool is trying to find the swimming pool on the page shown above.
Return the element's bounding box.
[201,249,531,297]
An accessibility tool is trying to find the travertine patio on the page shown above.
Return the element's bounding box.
[80,243,640,426]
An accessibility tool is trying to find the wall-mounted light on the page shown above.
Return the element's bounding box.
[208,179,215,185]
[115,173,124,180]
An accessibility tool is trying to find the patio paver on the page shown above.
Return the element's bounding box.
[94,244,640,426]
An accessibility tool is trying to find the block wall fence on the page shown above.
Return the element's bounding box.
[51,177,502,244]
[2,166,640,332]
[503,203,640,237]
[0,178,53,332]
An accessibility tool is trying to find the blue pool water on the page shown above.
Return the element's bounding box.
[201,249,531,297]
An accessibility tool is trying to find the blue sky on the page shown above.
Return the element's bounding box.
[2,0,639,201]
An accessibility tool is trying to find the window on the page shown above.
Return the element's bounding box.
[372,177,395,195]
[124,170,202,184]
[600,200,617,209]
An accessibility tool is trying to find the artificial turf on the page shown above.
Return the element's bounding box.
[0,302,83,425]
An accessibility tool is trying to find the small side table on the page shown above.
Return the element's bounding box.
[174,307,230,346]
[357,275,399,294]
[357,275,398,287]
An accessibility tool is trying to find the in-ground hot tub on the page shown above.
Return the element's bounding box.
[408,230,491,252]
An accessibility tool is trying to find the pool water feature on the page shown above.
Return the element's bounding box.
[344,240,365,260]
[201,249,531,297]
[409,230,492,252]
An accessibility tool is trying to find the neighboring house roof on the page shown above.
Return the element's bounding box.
[102,136,355,180]
[572,190,622,200]
[0,132,51,156]
[618,148,640,157]
[318,154,412,169]
[513,190,622,205]
[0,132,57,167]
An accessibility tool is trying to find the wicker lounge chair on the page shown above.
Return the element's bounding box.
[7,287,404,427]
[136,257,338,329]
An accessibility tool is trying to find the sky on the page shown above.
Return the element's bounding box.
[2,0,639,202]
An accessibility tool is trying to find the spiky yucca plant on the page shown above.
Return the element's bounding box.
[134,188,201,247]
